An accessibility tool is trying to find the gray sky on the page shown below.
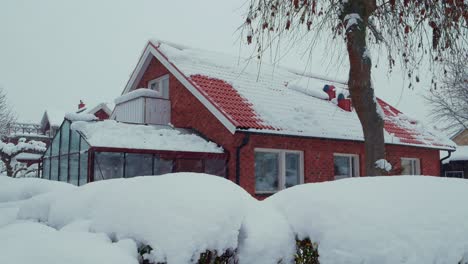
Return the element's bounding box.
[0,0,433,124]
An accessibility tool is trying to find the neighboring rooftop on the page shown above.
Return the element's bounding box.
[70,120,223,153]
[124,40,455,150]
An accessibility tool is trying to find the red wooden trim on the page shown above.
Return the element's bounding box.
[89,146,226,159]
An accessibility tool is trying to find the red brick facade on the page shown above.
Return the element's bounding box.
[137,57,441,198]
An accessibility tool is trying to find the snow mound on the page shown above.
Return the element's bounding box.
[375,159,392,172]
[267,176,468,264]
[17,174,263,263]
[0,222,138,264]
[65,112,98,122]
[287,78,330,100]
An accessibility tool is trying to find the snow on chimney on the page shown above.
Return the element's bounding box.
[323,85,336,100]
[78,100,86,109]
[337,93,352,112]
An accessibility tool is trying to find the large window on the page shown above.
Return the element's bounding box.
[69,154,79,185]
[94,152,124,180]
[445,171,464,178]
[154,157,173,175]
[334,154,359,180]
[125,153,153,177]
[148,75,169,98]
[255,149,303,193]
[401,158,420,175]
[175,159,204,173]
[205,159,226,177]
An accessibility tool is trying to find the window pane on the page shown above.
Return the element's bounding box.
[69,130,80,153]
[79,152,88,185]
[205,159,226,177]
[285,153,300,188]
[45,146,51,157]
[51,130,61,156]
[125,153,153,177]
[175,159,203,173]
[94,152,124,181]
[59,155,68,182]
[80,138,89,152]
[69,154,79,185]
[255,152,279,192]
[60,121,70,155]
[154,157,173,175]
[51,156,59,181]
[42,158,50,179]
[334,155,351,179]
[401,159,414,175]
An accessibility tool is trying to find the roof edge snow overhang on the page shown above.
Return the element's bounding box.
[121,41,237,134]
[236,129,457,151]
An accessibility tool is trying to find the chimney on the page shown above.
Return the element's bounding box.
[323,85,336,100]
[78,100,86,110]
[337,93,352,111]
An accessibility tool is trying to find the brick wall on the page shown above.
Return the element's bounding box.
[139,55,442,199]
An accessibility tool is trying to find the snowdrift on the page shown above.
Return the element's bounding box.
[0,174,467,264]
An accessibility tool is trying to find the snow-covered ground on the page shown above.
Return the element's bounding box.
[1,174,467,264]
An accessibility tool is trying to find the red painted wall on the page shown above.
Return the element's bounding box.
[138,56,442,198]
[93,109,110,120]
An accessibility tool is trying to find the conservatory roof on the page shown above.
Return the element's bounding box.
[70,120,224,154]
[121,40,455,150]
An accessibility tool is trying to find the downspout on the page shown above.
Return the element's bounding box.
[440,150,453,176]
[236,133,250,185]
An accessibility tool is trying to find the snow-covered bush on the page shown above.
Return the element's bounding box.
[0,138,46,176]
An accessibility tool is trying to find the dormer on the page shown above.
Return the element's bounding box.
[112,75,171,125]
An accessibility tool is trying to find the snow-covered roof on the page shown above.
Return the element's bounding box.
[443,145,468,163]
[114,89,159,104]
[122,40,455,150]
[70,120,223,153]
[14,153,43,161]
[85,102,114,116]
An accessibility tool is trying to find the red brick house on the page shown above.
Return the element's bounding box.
[43,40,454,197]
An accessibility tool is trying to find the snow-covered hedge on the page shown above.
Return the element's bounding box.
[1,174,468,264]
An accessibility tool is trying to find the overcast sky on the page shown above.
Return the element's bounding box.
[0,0,434,124]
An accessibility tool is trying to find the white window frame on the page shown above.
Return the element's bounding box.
[148,74,169,99]
[401,158,421,175]
[254,148,304,194]
[333,153,360,180]
[444,171,464,178]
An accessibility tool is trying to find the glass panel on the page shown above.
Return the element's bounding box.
[125,153,153,177]
[51,129,61,156]
[255,152,279,192]
[42,158,50,179]
[80,137,90,152]
[60,121,70,155]
[334,156,351,179]
[154,157,173,175]
[59,155,68,182]
[94,152,124,181]
[401,159,414,175]
[50,156,59,181]
[285,153,300,188]
[174,159,203,173]
[44,146,51,157]
[79,152,88,185]
[205,159,226,177]
[69,154,79,185]
[69,130,80,153]
[162,77,169,98]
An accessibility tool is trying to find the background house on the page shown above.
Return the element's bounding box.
[441,129,468,178]
[44,40,455,198]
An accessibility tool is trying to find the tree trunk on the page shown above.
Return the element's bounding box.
[343,0,386,176]
[1,157,13,177]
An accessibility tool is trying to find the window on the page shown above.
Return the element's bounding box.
[255,149,303,193]
[69,154,79,185]
[175,159,203,173]
[148,75,169,98]
[94,152,124,180]
[59,154,68,182]
[79,152,88,185]
[60,121,70,155]
[334,154,359,180]
[205,159,226,177]
[125,153,153,177]
[42,158,50,179]
[401,158,420,175]
[154,157,173,175]
[445,171,464,178]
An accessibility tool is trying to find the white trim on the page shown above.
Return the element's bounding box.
[120,43,237,134]
[401,157,421,175]
[254,148,304,194]
[333,153,360,180]
[148,74,170,98]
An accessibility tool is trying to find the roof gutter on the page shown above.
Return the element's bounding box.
[440,150,453,164]
[236,133,250,185]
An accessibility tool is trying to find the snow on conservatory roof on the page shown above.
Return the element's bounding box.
[123,40,455,150]
[70,120,223,153]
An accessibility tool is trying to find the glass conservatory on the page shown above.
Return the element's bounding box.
[42,119,226,186]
